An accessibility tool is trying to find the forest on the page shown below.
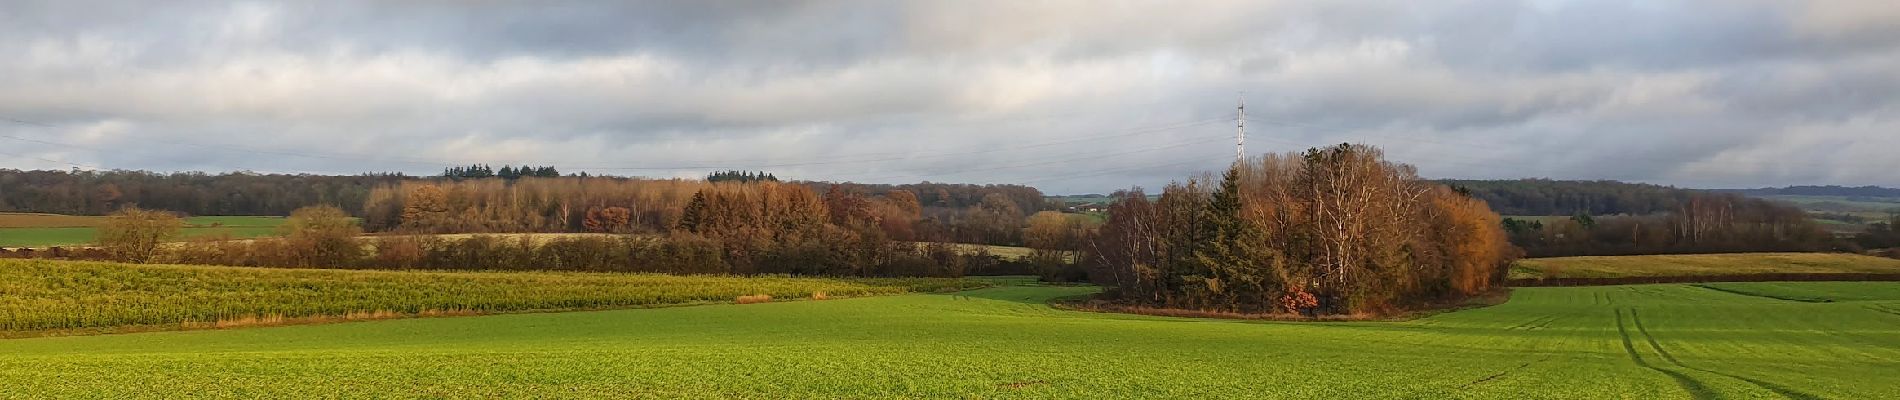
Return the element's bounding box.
[1088,144,1516,315]
[1441,179,1700,216]
[1499,193,1835,257]
[0,169,1052,247]
[0,169,406,216]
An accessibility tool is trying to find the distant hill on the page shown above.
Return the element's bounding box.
[1436,179,1699,216]
[1715,185,1900,199]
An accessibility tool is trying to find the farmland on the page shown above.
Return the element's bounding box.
[0,276,1894,398]
[0,259,984,335]
[0,213,286,248]
[1512,252,1900,279]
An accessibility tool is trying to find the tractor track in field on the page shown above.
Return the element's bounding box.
[1690,285,1832,303]
[1865,305,1900,319]
[1626,309,1822,400]
[1457,355,1552,390]
[1615,308,1715,400]
[1506,315,1557,330]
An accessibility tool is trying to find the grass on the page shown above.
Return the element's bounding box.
[1511,252,1900,279]
[1759,194,1900,209]
[1694,281,1900,303]
[1758,195,1900,223]
[0,215,285,247]
[0,279,1896,398]
[905,241,1039,260]
[0,259,985,334]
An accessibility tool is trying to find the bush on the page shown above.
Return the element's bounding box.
[96,207,182,262]
[280,205,366,267]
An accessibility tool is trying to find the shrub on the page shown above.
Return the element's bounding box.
[280,205,366,268]
[96,207,182,262]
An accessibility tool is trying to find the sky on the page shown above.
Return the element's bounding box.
[1,1,1897,194]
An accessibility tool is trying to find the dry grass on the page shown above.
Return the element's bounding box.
[736,294,774,304]
[1512,252,1900,279]
[905,242,1040,260]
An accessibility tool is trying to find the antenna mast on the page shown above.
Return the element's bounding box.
[1236,95,1246,161]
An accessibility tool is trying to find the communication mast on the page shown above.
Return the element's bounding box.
[1236,95,1246,161]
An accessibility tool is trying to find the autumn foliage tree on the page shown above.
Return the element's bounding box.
[583,206,633,233]
[1023,211,1099,281]
[1090,144,1517,315]
[278,205,365,267]
[96,206,183,262]
[399,185,450,230]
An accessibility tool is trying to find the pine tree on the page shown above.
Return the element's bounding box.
[677,190,708,232]
[1187,165,1283,311]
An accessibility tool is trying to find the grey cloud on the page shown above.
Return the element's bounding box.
[1,0,1898,194]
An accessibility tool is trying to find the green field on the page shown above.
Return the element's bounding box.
[1759,194,1900,212]
[1,265,1897,398]
[1756,195,1900,227]
[1512,252,1900,279]
[0,215,286,247]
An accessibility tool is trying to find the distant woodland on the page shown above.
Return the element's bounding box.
[2,168,1891,270]
[0,169,406,216]
[1442,179,1698,216]
[1719,185,1900,198]
[0,169,1052,245]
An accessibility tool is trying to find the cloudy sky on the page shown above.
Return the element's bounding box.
[2,1,1897,193]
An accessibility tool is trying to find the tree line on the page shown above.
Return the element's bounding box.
[1087,144,1516,316]
[63,201,1021,278]
[365,176,1052,247]
[1499,194,1835,257]
[1718,185,1900,198]
[0,169,407,216]
[441,164,562,180]
[706,170,778,183]
[0,169,1065,250]
[1440,179,1700,216]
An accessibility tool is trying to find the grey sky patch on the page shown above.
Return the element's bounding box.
[1,0,1897,193]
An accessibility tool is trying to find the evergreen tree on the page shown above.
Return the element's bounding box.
[1187,166,1283,310]
[677,190,707,232]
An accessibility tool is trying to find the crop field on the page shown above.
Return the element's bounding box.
[1758,195,1900,212]
[0,259,985,334]
[0,214,287,247]
[906,241,1040,260]
[1512,252,1900,279]
[0,275,1895,398]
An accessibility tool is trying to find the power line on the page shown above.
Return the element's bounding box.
[1,117,55,128]
[573,117,1231,171]
[2,114,1229,172]
[0,149,106,170]
[1018,152,1230,185]
[1242,115,1846,170]
[854,134,1235,183]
